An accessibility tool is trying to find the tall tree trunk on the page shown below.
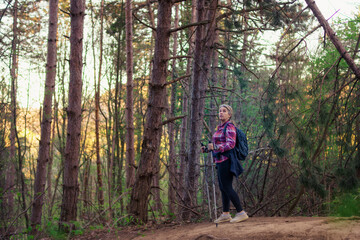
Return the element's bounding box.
[183,0,217,220]
[2,0,18,234]
[47,98,56,215]
[125,0,135,189]
[129,0,173,223]
[236,7,248,124]
[82,155,90,218]
[6,0,18,228]
[30,0,59,234]
[355,35,360,179]
[182,0,205,220]
[95,0,105,216]
[357,114,360,178]
[167,2,180,215]
[114,13,124,213]
[207,27,219,221]
[60,0,85,229]
[177,0,196,219]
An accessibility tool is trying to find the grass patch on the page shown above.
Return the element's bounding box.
[329,190,360,217]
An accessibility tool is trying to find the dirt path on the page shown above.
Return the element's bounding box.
[73,217,360,240]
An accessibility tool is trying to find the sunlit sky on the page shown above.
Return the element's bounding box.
[4,0,360,108]
[312,0,359,19]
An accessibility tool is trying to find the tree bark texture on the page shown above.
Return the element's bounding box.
[129,0,172,223]
[125,0,135,189]
[305,0,360,79]
[152,158,162,212]
[60,0,85,227]
[30,0,59,232]
[183,0,218,220]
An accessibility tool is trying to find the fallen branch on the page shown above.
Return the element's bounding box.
[82,191,129,229]
[305,0,360,79]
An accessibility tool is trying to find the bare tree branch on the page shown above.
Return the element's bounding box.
[165,74,191,86]
[0,0,12,23]
[161,115,187,126]
[132,11,156,31]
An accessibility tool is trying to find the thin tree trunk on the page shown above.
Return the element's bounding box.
[183,0,206,220]
[183,0,217,221]
[355,35,360,179]
[125,0,135,189]
[207,26,219,221]
[129,0,173,223]
[237,7,248,124]
[95,0,105,217]
[6,0,18,223]
[60,0,85,229]
[177,0,196,220]
[357,114,360,178]
[167,2,180,215]
[114,11,124,213]
[47,97,56,214]
[82,155,91,218]
[30,0,59,234]
[50,47,67,218]
[209,30,219,130]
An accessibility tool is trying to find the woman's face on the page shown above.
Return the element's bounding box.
[219,107,231,122]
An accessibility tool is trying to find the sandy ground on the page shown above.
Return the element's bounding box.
[72,217,360,240]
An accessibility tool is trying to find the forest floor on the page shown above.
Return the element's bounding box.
[71,216,360,240]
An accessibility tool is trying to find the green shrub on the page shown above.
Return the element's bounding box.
[330,190,360,217]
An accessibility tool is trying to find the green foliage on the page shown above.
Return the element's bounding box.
[295,131,312,151]
[330,190,360,217]
[119,215,136,226]
[44,219,84,240]
[300,158,326,198]
[224,19,233,30]
[335,168,359,191]
[300,171,326,198]
[262,77,277,136]
[269,139,286,157]
[89,225,104,231]
[272,10,281,26]
[44,220,68,240]
[262,105,275,137]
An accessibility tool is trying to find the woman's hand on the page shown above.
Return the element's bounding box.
[201,146,207,153]
[207,143,214,151]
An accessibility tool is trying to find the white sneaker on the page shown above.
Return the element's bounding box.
[230,211,249,223]
[214,213,232,223]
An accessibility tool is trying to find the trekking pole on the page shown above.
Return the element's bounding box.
[201,143,212,221]
[208,141,218,227]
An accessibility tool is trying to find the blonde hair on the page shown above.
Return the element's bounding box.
[219,104,233,119]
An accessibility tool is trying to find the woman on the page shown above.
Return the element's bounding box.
[205,104,248,223]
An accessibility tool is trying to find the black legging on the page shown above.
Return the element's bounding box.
[216,159,243,212]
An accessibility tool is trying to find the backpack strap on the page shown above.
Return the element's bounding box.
[222,121,232,136]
